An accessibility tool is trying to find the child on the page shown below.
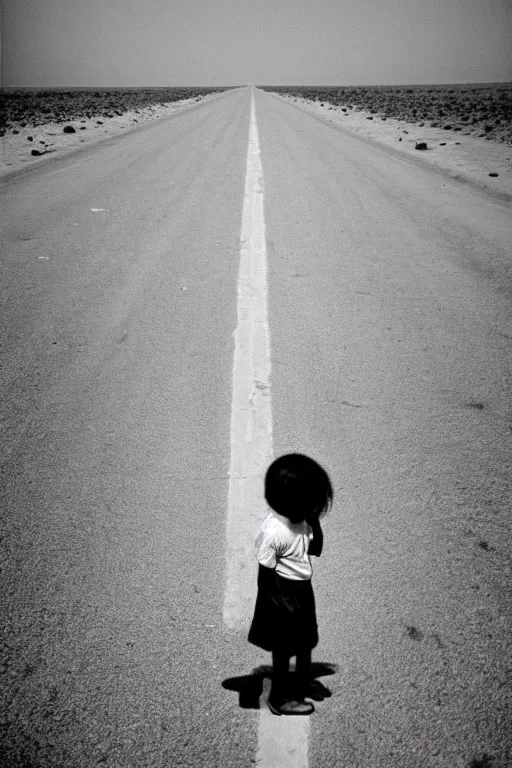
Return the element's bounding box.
[248,453,333,715]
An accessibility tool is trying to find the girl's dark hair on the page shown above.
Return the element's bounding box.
[265,453,333,523]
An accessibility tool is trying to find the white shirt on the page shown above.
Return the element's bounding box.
[254,512,314,581]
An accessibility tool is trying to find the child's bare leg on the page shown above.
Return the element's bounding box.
[296,647,312,685]
[296,647,331,701]
[268,646,315,715]
[269,648,290,704]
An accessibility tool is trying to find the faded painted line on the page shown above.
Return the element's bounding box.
[223,87,310,768]
[256,679,310,768]
[223,88,273,632]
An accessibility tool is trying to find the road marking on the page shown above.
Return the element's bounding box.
[258,679,310,768]
[224,88,273,632]
[224,88,310,768]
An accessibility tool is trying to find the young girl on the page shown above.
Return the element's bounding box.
[248,453,333,715]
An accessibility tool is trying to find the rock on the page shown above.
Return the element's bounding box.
[489,172,499,177]
[415,141,428,150]
[440,142,446,145]
[31,149,47,156]
[27,136,33,141]
[366,116,373,120]
[63,125,76,133]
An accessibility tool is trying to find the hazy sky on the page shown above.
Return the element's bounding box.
[3,0,512,87]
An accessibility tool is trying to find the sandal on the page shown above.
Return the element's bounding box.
[268,698,315,716]
[303,680,332,701]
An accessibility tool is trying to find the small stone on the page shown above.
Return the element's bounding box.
[415,141,428,150]
[488,172,499,177]
[406,625,423,641]
[63,125,76,133]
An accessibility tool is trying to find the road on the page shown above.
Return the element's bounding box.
[1,86,511,768]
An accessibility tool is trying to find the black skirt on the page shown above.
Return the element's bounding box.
[248,564,318,654]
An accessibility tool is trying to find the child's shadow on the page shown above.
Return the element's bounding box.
[222,662,338,709]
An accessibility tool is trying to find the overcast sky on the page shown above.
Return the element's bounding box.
[3,0,512,87]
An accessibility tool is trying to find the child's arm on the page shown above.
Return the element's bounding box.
[307,518,323,557]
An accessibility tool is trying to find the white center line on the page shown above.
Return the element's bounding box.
[223,87,310,768]
[223,88,273,632]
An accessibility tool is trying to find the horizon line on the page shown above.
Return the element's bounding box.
[2,79,512,91]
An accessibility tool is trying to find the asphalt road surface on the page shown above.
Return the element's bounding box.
[1,86,511,768]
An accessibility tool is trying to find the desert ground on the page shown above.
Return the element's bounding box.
[264,84,512,202]
[0,87,231,180]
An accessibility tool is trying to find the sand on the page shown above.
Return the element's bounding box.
[272,92,512,203]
